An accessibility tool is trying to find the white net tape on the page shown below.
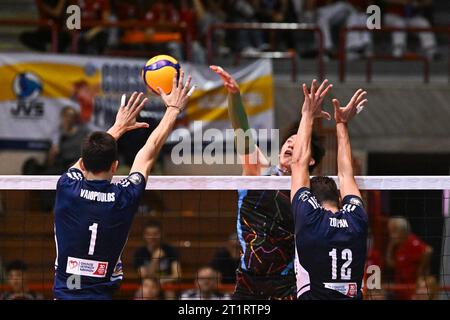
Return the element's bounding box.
[0,175,449,190]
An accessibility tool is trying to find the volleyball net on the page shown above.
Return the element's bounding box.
[0,175,448,300]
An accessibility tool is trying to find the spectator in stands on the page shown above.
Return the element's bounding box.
[134,277,165,300]
[193,0,229,57]
[345,0,374,60]
[133,220,181,283]
[365,287,388,300]
[0,260,43,300]
[73,0,112,54]
[48,106,91,174]
[227,0,265,53]
[386,216,433,300]
[305,0,354,56]
[22,106,89,175]
[412,275,439,300]
[384,0,438,60]
[210,233,240,284]
[143,0,184,60]
[20,0,70,52]
[180,266,230,300]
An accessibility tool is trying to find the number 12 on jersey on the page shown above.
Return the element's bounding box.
[329,248,352,280]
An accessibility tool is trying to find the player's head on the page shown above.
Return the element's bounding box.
[279,122,325,174]
[196,266,220,294]
[388,216,410,242]
[60,106,79,130]
[80,132,118,179]
[143,220,162,248]
[6,260,28,293]
[310,176,339,208]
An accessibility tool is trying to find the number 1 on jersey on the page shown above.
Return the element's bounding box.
[88,223,98,255]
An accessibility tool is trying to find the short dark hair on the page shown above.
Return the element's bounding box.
[282,121,325,171]
[6,260,28,273]
[310,176,339,207]
[144,220,161,231]
[81,132,118,173]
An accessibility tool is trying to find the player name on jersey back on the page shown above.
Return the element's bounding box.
[66,256,108,278]
[329,217,349,228]
[80,189,115,202]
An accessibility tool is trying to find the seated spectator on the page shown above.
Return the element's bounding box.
[384,0,438,60]
[180,266,230,300]
[47,106,91,173]
[346,0,374,60]
[193,0,229,57]
[0,260,43,300]
[228,0,265,53]
[20,0,70,52]
[210,233,240,284]
[365,287,388,300]
[74,0,112,54]
[134,277,166,300]
[133,220,181,283]
[412,275,439,300]
[386,216,433,300]
[307,0,354,56]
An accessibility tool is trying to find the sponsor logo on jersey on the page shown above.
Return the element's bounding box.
[66,257,108,278]
[128,173,143,185]
[324,282,358,298]
[349,197,363,207]
[299,190,310,202]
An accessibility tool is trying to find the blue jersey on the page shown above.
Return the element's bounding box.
[292,187,368,300]
[53,168,146,300]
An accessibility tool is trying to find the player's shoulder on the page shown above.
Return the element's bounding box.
[341,195,365,213]
[58,168,84,186]
[340,195,368,227]
[293,187,313,202]
[292,187,320,209]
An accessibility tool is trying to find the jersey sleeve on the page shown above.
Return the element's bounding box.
[57,168,85,187]
[291,187,323,227]
[116,172,146,208]
[342,195,366,214]
[341,194,368,226]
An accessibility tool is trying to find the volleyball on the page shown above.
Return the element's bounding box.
[142,55,180,95]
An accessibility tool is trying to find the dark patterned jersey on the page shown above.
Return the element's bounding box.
[292,187,368,300]
[236,166,294,276]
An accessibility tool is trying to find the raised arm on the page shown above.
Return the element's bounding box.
[291,79,332,201]
[70,92,149,171]
[333,89,367,199]
[130,70,193,181]
[210,65,269,175]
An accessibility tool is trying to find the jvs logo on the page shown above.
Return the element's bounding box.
[11,101,44,118]
[13,72,42,100]
[11,72,45,118]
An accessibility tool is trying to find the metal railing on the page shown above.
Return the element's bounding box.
[339,26,450,83]
[0,19,58,53]
[0,19,191,60]
[206,22,325,81]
